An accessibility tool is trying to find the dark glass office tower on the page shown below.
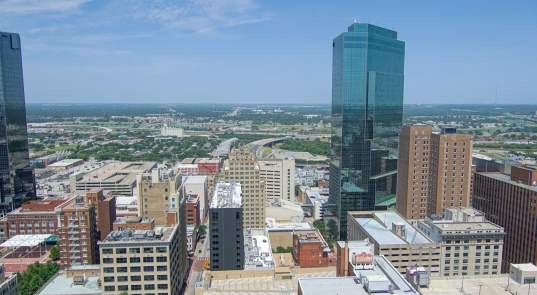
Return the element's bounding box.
[329,23,404,239]
[0,32,36,215]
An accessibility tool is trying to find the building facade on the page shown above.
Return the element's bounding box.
[330,23,405,239]
[396,126,472,219]
[99,225,187,295]
[137,168,181,226]
[347,211,440,275]
[221,148,266,229]
[258,158,296,203]
[292,229,335,268]
[417,207,504,277]
[473,166,537,271]
[209,182,244,271]
[185,194,200,226]
[57,195,99,267]
[0,32,35,215]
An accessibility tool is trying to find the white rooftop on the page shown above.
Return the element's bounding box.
[355,211,431,245]
[512,263,537,272]
[1,234,52,247]
[183,175,208,183]
[211,182,242,208]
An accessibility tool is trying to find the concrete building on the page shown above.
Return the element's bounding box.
[160,126,184,137]
[47,159,84,171]
[221,147,266,229]
[209,182,244,271]
[473,165,537,271]
[397,125,472,219]
[244,228,274,270]
[99,224,187,295]
[57,195,99,267]
[73,161,156,195]
[113,216,154,231]
[347,211,441,275]
[182,175,208,220]
[0,265,16,295]
[137,168,181,226]
[258,158,296,203]
[292,229,335,268]
[416,207,504,277]
[37,265,101,295]
[300,248,419,295]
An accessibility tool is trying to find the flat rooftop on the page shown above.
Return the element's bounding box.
[513,263,537,272]
[78,161,156,183]
[352,211,431,246]
[13,198,72,214]
[479,172,537,193]
[421,275,537,295]
[100,226,176,245]
[183,175,208,183]
[299,277,367,295]
[37,273,101,295]
[244,229,274,270]
[211,182,241,208]
[47,159,83,167]
[430,221,503,233]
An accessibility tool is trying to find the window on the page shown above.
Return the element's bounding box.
[144,247,154,253]
[157,266,167,272]
[143,257,154,263]
[103,258,113,264]
[157,284,168,290]
[118,276,128,282]
[104,276,114,282]
[144,275,155,281]
[157,256,167,263]
[156,247,167,253]
[116,248,127,254]
[157,275,168,280]
[129,248,141,254]
[116,258,127,263]
[102,248,113,254]
[104,286,115,291]
[117,267,128,273]
[130,266,141,272]
[131,276,141,281]
[144,266,155,272]
[118,285,128,291]
[130,257,141,263]
[145,284,155,290]
[132,285,142,290]
[103,267,114,273]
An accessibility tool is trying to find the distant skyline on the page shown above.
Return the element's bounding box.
[1,0,536,104]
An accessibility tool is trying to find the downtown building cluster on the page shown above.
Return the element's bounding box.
[0,18,537,295]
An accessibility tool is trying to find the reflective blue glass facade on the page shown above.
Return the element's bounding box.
[330,23,404,239]
[0,32,35,215]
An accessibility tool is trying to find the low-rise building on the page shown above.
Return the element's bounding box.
[0,265,17,295]
[416,207,504,277]
[293,229,335,268]
[113,216,154,231]
[73,161,157,196]
[347,211,441,275]
[98,225,187,295]
[37,265,101,295]
[299,246,419,295]
[47,159,84,171]
[185,194,200,226]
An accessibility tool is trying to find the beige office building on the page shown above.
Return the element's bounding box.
[347,211,441,275]
[417,207,504,277]
[137,168,181,226]
[258,158,295,203]
[397,126,472,219]
[99,224,187,295]
[221,147,266,229]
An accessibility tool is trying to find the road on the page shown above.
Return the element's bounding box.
[184,223,210,295]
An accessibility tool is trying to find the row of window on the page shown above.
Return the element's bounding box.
[103,265,168,273]
[102,247,167,254]
[104,284,168,292]
[103,275,168,282]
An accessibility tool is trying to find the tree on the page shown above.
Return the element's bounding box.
[49,245,60,261]
[327,219,339,242]
[198,224,207,238]
[17,262,59,295]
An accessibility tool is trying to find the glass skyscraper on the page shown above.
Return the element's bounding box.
[0,32,35,215]
[330,23,405,239]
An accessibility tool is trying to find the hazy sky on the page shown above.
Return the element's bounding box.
[1,0,536,104]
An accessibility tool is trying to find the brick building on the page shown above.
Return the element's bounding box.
[85,189,116,240]
[185,194,200,226]
[473,165,537,271]
[292,229,335,268]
